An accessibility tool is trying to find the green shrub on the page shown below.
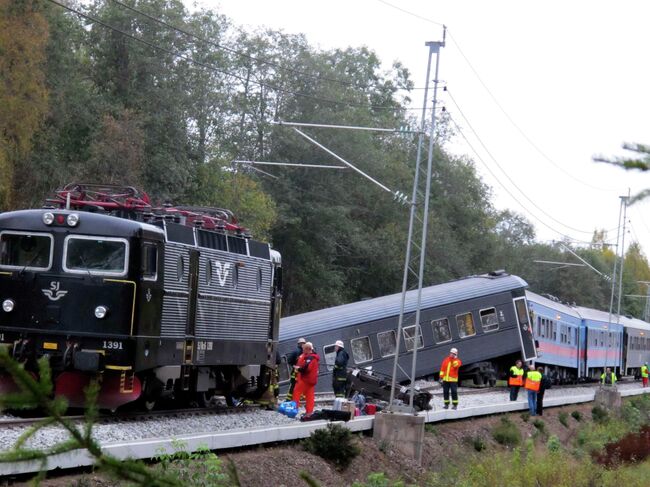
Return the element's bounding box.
[592,405,609,424]
[571,410,582,421]
[352,472,406,487]
[520,412,530,422]
[425,423,438,435]
[547,435,562,452]
[472,436,487,452]
[154,443,231,487]
[492,417,521,447]
[558,411,569,428]
[533,419,546,432]
[303,423,360,469]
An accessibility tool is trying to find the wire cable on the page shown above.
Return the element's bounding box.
[446,113,594,244]
[445,89,598,235]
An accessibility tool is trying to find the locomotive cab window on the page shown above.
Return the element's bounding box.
[432,318,452,343]
[456,312,476,338]
[479,308,499,332]
[63,236,128,276]
[403,325,424,351]
[350,336,373,364]
[141,243,158,281]
[323,344,337,371]
[377,330,397,357]
[0,231,53,271]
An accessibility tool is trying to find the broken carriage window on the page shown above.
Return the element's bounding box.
[323,344,337,371]
[432,318,452,343]
[479,308,499,332]
[402,325,423,351]
[456,312,476,338]
[350,336,373,363]
[377,330,396,357]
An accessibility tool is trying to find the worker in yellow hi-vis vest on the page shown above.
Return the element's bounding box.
[439,347,462,409]
[641,363,648,388]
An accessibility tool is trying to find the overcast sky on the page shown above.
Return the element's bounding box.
[207,0,650,260]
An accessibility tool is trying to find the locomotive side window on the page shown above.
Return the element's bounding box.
[176,255,185,281]
[456,312,476,338]
[0,231,53,271]
[63,236,128,276]
[350,336,373,363]
[402,325,423,351]
[377,330,397,357]
[257,267,263,291]
[432,318,452,343]
[479,308,499,332]
[206,259,213,284]
[141,244,157,281]
[323,344,337,371]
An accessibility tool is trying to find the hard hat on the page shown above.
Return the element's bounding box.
[335,340,344,348]
[450,347,458,354]
[297,337,306,344]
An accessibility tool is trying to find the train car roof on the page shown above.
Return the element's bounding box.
[616,314,650,332]
[0,209,165,240]
[526,291,582,319]
[574,306,625,329]
[280,273,528,341]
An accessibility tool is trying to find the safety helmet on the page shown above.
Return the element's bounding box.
[450,347,458,355]
[335,340,344,348]
[297,337,306,344]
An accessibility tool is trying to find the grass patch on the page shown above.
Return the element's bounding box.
[558,411,569,428]
[591,405,609,424]
[571,410,582,422]
[520,412,530,422]
[425,423,438,435]
[492,417,521,447]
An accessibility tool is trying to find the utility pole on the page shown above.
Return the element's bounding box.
[388,31,446,412]
[606,191,629,372]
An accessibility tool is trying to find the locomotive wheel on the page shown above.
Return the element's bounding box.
[143,399,156,411]
[196,389,216,408]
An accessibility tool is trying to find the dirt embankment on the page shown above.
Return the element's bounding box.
[9,402,598,487]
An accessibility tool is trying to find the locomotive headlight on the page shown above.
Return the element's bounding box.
[94,306,108,319]
[2,299,14,312]
[42,212,54,225]
[66,213,80,227]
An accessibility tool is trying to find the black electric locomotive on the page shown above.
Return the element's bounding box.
[0,184,282,410]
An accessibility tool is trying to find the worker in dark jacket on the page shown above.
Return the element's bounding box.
[285,337,306,400]
[536,366,552,416]
[332,340,349,397]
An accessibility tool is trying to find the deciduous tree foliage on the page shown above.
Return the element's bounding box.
[0,0,49,208]
[9,0,648,317]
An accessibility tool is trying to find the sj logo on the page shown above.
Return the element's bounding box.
[42,281,68,301]
[214,262,231,287]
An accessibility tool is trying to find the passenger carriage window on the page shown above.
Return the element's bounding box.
[323,344,337,371]
[456,312,476,338]
[350,336,373,364]
[479,308,499,332]
[377,330,397,357]
[141,244,157,281]
[403,325,424,351]
[432,318,452,343]
[64,236,128,276]
[0,231,53,271]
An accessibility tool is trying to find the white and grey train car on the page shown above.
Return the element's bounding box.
[278,272,537,392]
[619,314,650,377]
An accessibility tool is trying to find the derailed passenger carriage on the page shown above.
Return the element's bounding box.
[278,272,537,392]
[0,183,281,410]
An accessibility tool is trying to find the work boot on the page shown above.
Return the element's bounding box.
[452,405,458,410]
[443,404,449,409]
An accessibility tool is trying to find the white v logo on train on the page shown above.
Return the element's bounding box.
[214,261,231,286]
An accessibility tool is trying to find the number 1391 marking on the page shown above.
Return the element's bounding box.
[102,341,123,350]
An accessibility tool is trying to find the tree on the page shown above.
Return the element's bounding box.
[0,0,49,208]
[594,142,650,204]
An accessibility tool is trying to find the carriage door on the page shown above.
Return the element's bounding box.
[513,297,538,361]
[184,250,200,369]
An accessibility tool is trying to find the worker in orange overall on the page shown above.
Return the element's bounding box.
[439,347,462,409]
[292,342,320,417]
